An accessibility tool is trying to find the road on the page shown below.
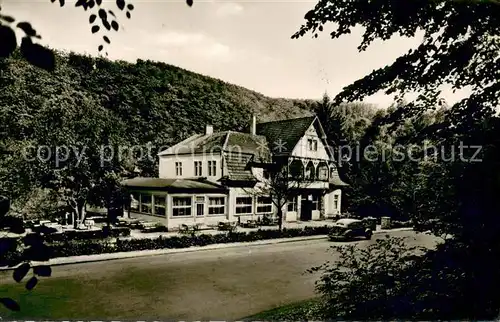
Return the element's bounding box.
[0,230,440,320]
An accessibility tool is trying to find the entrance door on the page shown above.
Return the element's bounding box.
[300,196,313,221]
[195,196,205,216]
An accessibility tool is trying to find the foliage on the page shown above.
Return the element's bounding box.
[308,236,426,319]
[0,0,197,70]
[248,156,313,231]
[0,51,314,215]
[0,225,332,261]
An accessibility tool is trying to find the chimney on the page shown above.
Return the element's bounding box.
[206,125,213,135]
[251,115,257,135]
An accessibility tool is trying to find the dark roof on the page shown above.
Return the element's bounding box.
[329,174,349,187]
[222,152,256,181]
[121,177,227,192]
[256,116,316,156]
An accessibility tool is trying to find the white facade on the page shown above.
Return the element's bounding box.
[124,116,345,230]
[159,153,222,181]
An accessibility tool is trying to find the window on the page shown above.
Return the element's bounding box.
[305,163,315,180]
[287,196,297,212]
[175,162,183,176]
[208,160,217,176]
[140,194,152,214]
[208,197,225,215]
[333,195,339,210]
[308,138,318,151]
[154,195,166,216]
[317,165,329,181]
[172,197,192,217]
[329,166,336,180]
[257,196,273,214]
[130,193,139,211]
[194,161,203,176]
[235,196,253,215]
[311,195,320,211]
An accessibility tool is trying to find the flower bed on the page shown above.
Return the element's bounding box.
[1,225,332,263]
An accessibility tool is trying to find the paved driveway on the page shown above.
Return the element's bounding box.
[0,230,440,320]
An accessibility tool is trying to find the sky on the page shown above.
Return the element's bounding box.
[2,0,470,108]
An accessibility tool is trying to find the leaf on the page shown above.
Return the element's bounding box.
[126,11,131,19]
[98,45,103,51]
[103,20,111,30]
[98,8,107,20]
[0,25,17,58]
[25,276,38,290]
[88,0,95,8]
[19,37,56,71]
[186,0,193,6]
[304,9,314,20]
[0,14,15,23]
[111,21,119,31]
[75,0,85,7]
[96,0,102,5]
[33,265,52,277]
[103,36,110,44]
[116,0,125,10]
[0,298,20,311]
[91,25,100,33]
[17,22,37,37]
[89,14,97,23]
[59,0,65,6]
[13,262,30,283]
[108,10,116,17]
[127,3,134,10]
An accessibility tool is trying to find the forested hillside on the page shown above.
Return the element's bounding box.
[0,51,314,170]
[0,50,318,215]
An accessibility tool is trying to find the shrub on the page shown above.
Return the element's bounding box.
[308,236,427,320]
[1,224,333,263]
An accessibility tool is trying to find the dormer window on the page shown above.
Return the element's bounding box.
[308,138,318,151]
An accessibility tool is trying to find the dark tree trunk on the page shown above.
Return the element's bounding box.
[277,208,283,231]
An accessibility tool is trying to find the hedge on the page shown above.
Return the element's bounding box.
[25,226,131,243]
[1,225,332,263]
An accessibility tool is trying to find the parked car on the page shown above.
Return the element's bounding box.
[329,218,373,241]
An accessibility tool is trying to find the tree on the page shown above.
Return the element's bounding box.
[293,0,500,234]
[291,0,500,318]
[0,0,194,71]
[248,156,310,231]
